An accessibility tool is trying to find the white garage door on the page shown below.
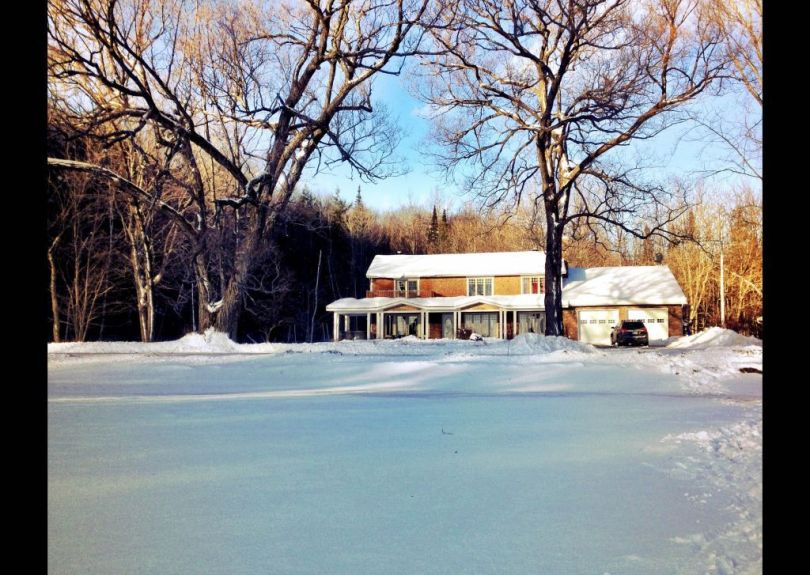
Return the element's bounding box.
[628,308,669,343]
[578,309,619,345]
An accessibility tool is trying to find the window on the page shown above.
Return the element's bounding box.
[467,277,493,296]
[395,278,419,297]
[521,276,545,294]
[463,312,498,337]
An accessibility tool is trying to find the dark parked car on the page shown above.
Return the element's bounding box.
[611,320,649,347]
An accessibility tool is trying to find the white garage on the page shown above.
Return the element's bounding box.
[628,308,669,343]
[577,309,619,346]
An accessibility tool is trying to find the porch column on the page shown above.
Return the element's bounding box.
[366,313,371,340]
[333,313,340,341]
[452,310,457,339]
[422,312,427,339]
[512,310,517,336]
[377,312,383,339]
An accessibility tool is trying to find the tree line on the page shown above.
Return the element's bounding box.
[48,117,761,342]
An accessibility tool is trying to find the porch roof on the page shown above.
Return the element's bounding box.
[326,294,546,313]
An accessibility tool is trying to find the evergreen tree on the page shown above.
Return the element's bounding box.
[439,208,449,251]
[428,205,439,250]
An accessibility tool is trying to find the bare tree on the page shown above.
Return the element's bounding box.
[416,0,728,334]
[687,0,761,183]
[708,0,761,105]
[49,0,429,339]
[47,170,117,342]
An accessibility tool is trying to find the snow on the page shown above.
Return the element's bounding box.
[562,265,687,306]
[326,293,547,312]
[665,327,762,349]
[48,330,761,575]
[366,251,564,278]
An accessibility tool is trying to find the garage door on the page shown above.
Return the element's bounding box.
[628,308,669,343]
[578,309,619,345]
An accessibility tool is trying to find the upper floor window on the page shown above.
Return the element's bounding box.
[467,277,493,296]
[396,278,419,297]
[521,276,544,294]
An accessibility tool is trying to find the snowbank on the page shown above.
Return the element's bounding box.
[507,332,598,355]
[665,327,761,349]
[48,328,278,355]
[48,329,601,357]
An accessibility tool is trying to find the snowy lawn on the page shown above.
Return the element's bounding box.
[48,330,762,575]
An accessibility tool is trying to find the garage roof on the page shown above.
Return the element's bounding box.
[562,266,687,307]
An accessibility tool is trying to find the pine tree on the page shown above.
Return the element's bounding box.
[428,206,439,250]
[354,185,364,210]
[439,208,449,251]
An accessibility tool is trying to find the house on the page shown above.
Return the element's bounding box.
[326,251,687,345]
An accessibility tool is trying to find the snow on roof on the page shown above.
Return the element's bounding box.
[561,266,687,307]
[366,251,564,278]
[326,294,546,312]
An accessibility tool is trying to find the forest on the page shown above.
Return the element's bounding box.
[47,0,762,343]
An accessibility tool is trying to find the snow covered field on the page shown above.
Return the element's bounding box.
[48,329,762,575]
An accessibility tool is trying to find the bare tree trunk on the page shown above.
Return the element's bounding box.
[194,254,213,333]
[543,205,564,336]
[122,201,156,342]
[309,249,322,343]
[48,234,62,343]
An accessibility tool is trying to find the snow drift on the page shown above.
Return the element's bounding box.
[665,327,761,349]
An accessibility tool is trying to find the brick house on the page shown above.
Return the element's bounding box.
[326,251,687,345]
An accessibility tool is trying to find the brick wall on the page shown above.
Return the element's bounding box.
[420,277,467,296]
[562,309,579,339]
[373,278,394,291]
[494,276,521,295]
[371,275,527,297]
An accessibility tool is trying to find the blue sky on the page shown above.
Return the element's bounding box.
[303,73,448,212]
[301,73,760,213]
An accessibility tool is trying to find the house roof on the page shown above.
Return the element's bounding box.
[328,265,687,312]
[366,250,565,278]
[561,266,687,307]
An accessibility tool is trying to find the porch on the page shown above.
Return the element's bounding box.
[331,307,546,341]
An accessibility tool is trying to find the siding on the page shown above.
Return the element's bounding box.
[495,276,521,295]
[372,275,527,297]
[420,277,466,296]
